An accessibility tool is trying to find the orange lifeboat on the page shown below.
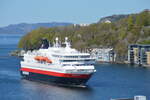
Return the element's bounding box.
[45,57,52,63]
[34,56,44,61]
[34,56,52,63]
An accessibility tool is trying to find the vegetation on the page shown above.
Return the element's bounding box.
[18,10,150,62]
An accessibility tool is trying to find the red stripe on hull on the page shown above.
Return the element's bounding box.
[20,68,91,79]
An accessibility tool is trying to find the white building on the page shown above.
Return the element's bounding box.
[79,23,90,26]
[91,48,116,62]
[104,20,111,23]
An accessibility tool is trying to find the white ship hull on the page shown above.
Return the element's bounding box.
[20,37,96,86]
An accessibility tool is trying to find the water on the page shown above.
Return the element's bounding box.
[0,34,150,100]
[0,33,23,45]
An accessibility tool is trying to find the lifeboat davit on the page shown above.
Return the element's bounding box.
[34,56,52,63]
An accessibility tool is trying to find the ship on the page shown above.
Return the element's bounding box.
[20,37,96,86]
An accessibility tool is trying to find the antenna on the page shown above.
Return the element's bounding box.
[65,37,71,48]
[56,37,58,41]
[49,41,51,47]
[55,37,59,47]
[65,37,68,41]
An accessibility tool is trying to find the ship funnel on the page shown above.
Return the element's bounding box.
[40,38,49,49]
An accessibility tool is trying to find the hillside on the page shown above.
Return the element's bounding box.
[18,10,150,62]
[99,14,129,23]
[0,22,72,34]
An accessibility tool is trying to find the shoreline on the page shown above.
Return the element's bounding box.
[10,50,150,68]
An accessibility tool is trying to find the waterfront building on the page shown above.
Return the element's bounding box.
[146,52,150,65]
[128,44,150,66]
[91,48,116,62]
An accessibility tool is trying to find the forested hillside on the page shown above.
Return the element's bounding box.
[18,10,150,62]
[99,14,129,23]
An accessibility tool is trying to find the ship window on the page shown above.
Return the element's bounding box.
[52,55,62,57]
[80,56,90,58]
[62,56,90,58]
[63,64,93,66]
[64,56,78,58]
[61,59,94,62]
[61,60,76,62]
[74,64,93,66]
[63,64,71,66]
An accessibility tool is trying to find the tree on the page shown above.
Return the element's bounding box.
[127,15,134,31]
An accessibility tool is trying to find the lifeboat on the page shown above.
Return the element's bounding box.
[45,57,52,63]
[34,56,52,63]
[34,56,44,61]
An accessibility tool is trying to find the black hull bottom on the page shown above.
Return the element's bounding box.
[20,71,90,86]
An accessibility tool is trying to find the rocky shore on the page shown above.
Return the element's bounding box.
[10,50,26,57]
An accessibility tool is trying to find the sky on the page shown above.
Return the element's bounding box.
[0,0,150,27]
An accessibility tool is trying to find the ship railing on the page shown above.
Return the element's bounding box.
[59,58,95,62]
[65,69,94,73]
[59,57,95,60]
[60,62,95,66]
[61,62,94,66]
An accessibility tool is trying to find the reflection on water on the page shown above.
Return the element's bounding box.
[0,35,150,100]
[20,79,93,100]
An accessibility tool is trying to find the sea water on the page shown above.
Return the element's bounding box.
[0,34,150,100]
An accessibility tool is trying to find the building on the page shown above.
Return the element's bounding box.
[73,24,90,27]
[91,48,116,62]
[128,44,150,66]
[146,52,150,65]
[104,20,111,23]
